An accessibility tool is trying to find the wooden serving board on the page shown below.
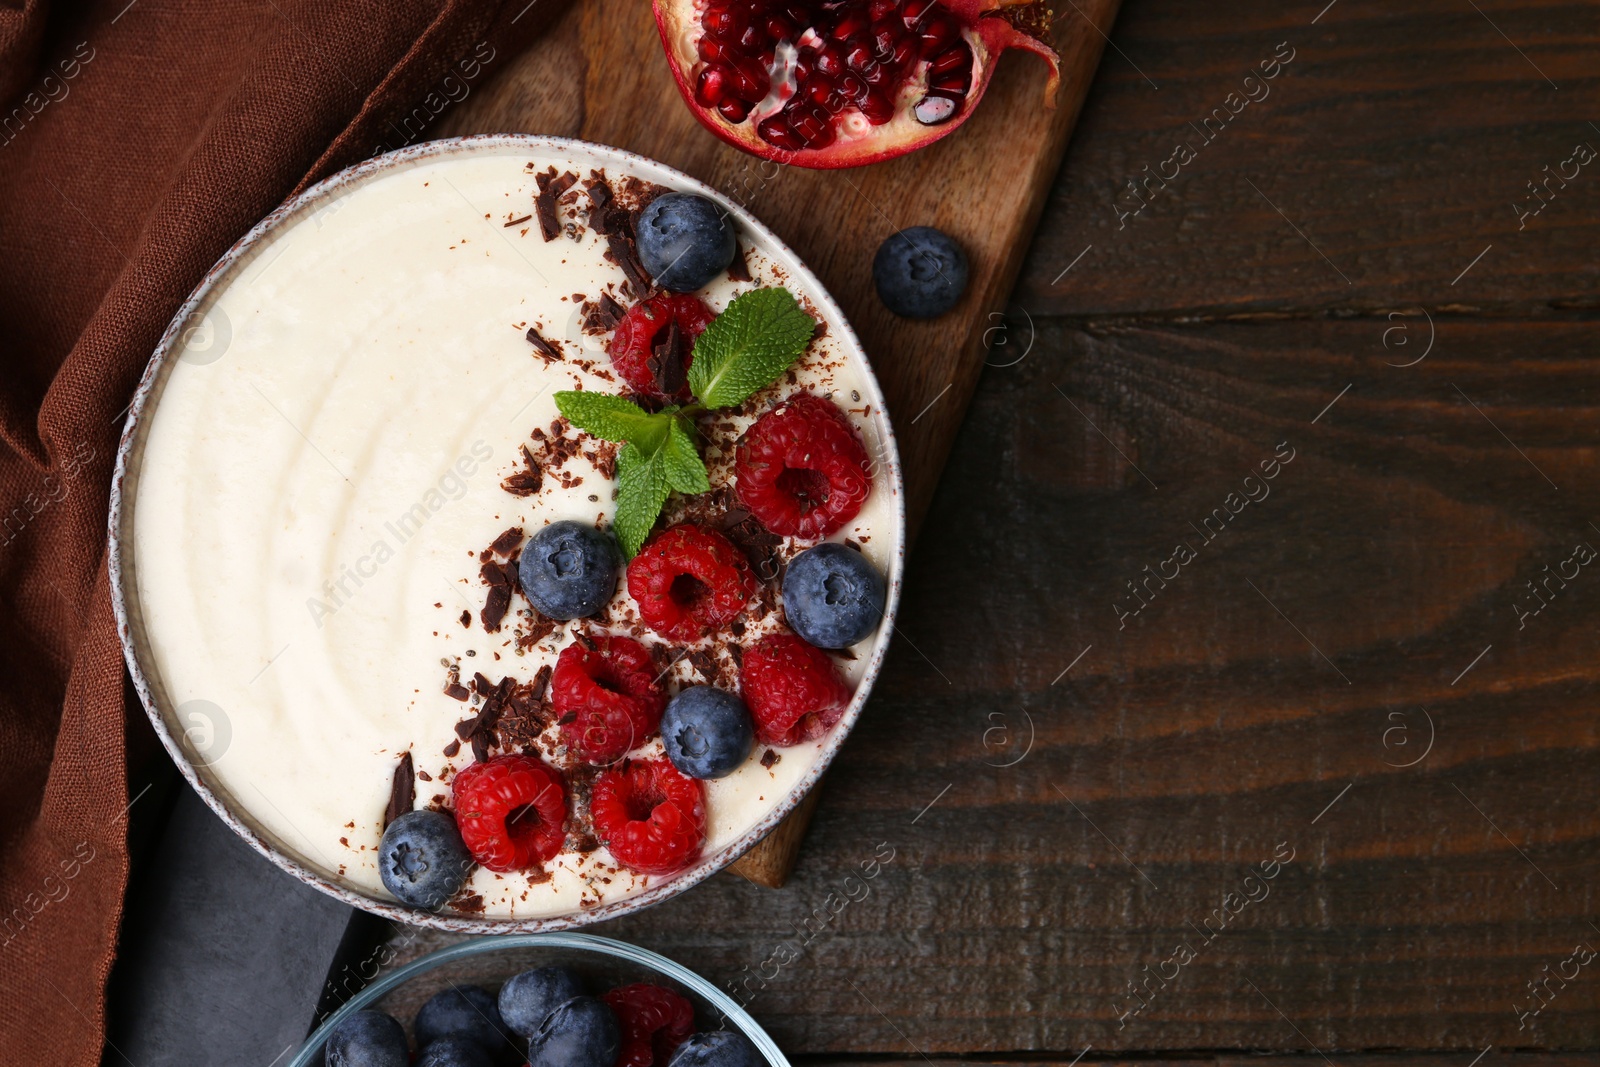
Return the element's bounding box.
[439,0,1118,886]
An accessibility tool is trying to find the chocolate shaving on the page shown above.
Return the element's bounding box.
[495,668,554,752]
[444,681,470,701]
[760,749,780,769]
[450,890,486,913]
[383,751,414,829]
[597,292,626,328]
[687,649,718,680]
[470,732,490,763]
[728,241,751,282]
[606,233,653,296]
[571,629,597,651]
[723,513,783,582]
[502,444,543,497]
[489,526,524,559]
[585,177,616,226]
[728,643,743,667]
[443,738,461,758]
[530,663,553,700]
[482,585,511,632]
[459,610,471,628]
[526,326,562,362]
[455,717,478,741]
[505,214,533,228]
[477,534,522,632]
[585,176,653,294]
[647,320,688,396]
[534,170,578,241]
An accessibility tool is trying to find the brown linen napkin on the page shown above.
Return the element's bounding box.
[0,2,563,1061]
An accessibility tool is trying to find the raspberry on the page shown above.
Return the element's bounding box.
[734,393,872,540]
[552,635,667,765]
[591,757,706,875]
[627,525,757,642]
[608,293,716,400]
[740,632,852,747]
[451,754,567,873]
[602,984,696,1067]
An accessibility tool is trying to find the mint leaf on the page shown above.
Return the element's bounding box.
[661,417,711,495]
[612,443,671,557]
[556,391,670,452]
[688,287,815,410]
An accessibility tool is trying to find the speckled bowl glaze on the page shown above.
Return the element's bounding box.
[287,932,788,1067]
[108,135,905,933]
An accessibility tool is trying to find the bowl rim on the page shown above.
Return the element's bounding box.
[107,133,906,933]
[286,931,791,1067]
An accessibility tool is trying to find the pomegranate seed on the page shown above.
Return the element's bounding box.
[902,0,936,32]
[864,62,892,87]
[698,36,729,62]
[790,104,837,148]
[928,42,970,77]
[703,6,746,40]
[805,74,837,104]
[695,65,730,106]
[731,61,770,100]
[829,11,868,40]
[838,71,870,102]
[814,46,845,76]
[861,89,895,124]
[766,15,796,41]
[757,116,804,150]
[738,23,763,49]
[845,42,875,71]
[719,98,753,123]
[913,92,960,125]
[890,37,918,70]
[869,0,897,21]
[872,22,900,59]
[930,68,971,94]
[919,15,959,55]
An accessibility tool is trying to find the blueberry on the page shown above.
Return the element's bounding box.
[636,193,737,292]
[416,1036,493,1067]
[661,686,754,779]
[781,542,886,648]
[378,809,472,910]
[325,1010,408,1067]
[527,996,620,1067]
[872,226,968,319]
[667,1030,764,1067]
[499,966,586,1039]
[519,520,620,620]
[415,985,507,1052]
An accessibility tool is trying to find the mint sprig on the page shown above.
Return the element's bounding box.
[688,286,818,408]
[554,287,814,556]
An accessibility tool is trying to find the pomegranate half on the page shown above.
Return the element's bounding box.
[653,0,1061,169]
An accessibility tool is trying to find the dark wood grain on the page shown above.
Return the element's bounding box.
[438,0,1119,886]
[1014,0,1600,316]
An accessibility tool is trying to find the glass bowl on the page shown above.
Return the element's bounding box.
[289,932,787,1067]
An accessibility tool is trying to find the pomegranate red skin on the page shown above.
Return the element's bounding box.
[652,0,1061,169]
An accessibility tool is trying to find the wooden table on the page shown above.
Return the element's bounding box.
[393,0,1600,1060]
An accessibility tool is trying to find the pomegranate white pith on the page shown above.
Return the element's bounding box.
[654,0,1061,169]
